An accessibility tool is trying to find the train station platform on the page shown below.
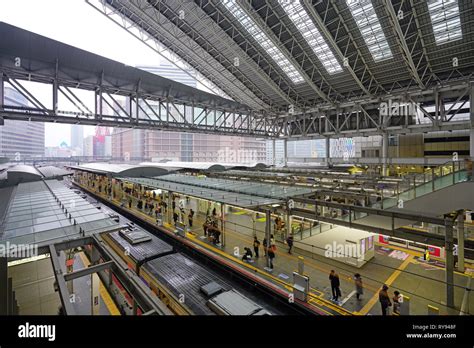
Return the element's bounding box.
[77,181,474,315]
[8,250,119,315]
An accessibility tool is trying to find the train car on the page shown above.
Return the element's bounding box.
[102,228,272,316]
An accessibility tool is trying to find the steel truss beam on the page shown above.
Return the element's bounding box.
[0,67,279,137]
[383,0,425,89]
[87,0,266,111]
[154,0,296,108]
[237,0,332,104]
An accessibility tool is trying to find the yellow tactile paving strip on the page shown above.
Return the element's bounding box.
[356,255,414,315]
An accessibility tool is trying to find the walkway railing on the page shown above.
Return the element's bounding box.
[374,160,468,210]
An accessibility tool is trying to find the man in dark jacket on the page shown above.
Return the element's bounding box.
[253,236,261,258]
[379,284,392,316]
[329,270,341,302]
[286,234,294,254]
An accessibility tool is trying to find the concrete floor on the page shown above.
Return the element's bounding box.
[8,251,117,315]
[8,257,61,315]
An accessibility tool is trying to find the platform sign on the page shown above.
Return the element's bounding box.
[379,235,389,244]
[428,245,441,257]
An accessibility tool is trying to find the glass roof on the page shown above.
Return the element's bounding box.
[120,173,314,208]
[1,180,119,247]
[427,0,462,45]
[280,0,343,74]
[346,0,393,62]
[221,0,305,84]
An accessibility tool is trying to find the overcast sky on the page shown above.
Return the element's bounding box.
[0,0,195,146]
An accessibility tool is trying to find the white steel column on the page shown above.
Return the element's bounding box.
[382,132,389,176]
[457,213,465,273]
[272,139,276,166]
[325,137,330,167]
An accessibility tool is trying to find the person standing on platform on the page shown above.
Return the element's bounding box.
[329,270,341,302]
[267,243,276,270]
[354,273,363,300]
[379,284,392,316]
[393,291,403,315]
[188,209,194,229]
[173,211,179,225]
[263,237,268,257]
[286,234,294,254]
[253,236,260,258]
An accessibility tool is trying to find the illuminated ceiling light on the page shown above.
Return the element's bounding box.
[221,0,304,84]
[345,0,393,62]
[427,0,462,45]
[280,0,342,74]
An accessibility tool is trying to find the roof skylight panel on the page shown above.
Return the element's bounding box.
[346,0,393,62]
[221,0,305,84]
[280,0,343,74]
[427,0,462,44]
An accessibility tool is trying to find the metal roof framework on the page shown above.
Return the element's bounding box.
[0,1,473,139]
[87,0,474,139]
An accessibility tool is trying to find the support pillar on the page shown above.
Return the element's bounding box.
[0,257,7,315]
[272,139,276,166]
[325,137,330,167]
[221,203,225,247]
[286,210,291,240]
[283,139,288,167]
[0,73,4,109]
[382,132,389,176]
[265,210,271,269]
[470,82,474,158]
[168,191,173,224]
[457,213,465,273]
[445,219,455,308]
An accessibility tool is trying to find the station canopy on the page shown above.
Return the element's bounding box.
[0,180,120,247]
[119,173,314,209]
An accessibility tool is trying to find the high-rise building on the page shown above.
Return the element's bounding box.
[83,135,94,157]
[0,87,45,159]
[265,140,285,165]
[71,125,84,156]
[111,63,266,163]
[93,126,111,157]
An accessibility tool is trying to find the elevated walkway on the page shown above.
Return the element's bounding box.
[388,181,474,217]
[378,160,468,210]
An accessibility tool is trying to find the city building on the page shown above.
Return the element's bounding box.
[111,63,266,163]
[83,135,94,157]
[0,87,44,159]
[70,125,84,156]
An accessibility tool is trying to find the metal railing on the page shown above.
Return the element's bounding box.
[376,160,468,210]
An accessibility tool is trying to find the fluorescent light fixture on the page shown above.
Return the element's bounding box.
[427,0,462,45]
[346,0,393,62]
[221,0,305,84]
[280,0,342,74]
